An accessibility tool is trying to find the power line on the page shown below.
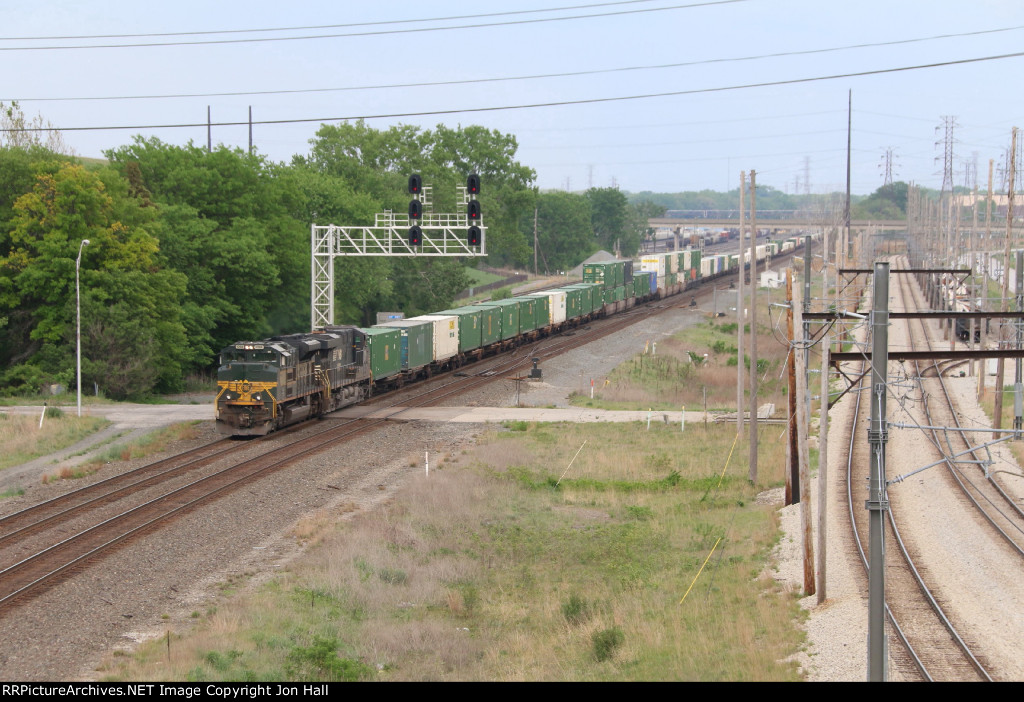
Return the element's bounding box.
[0,0,664,40]
[5,49,1023,135]
[7,23,1023,103]
[0,1,746,51]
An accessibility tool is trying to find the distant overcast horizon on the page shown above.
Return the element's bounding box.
[5,1,1023,197]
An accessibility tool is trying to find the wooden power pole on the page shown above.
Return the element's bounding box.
[748,170,759,484]
[737,172,746,437]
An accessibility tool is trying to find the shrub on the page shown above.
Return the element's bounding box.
[625,505,653,521]
[592,627,625,662]
[285,636,372,682]
[561,593,591,625]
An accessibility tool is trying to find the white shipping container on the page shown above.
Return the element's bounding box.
[409,315,459,361]
[665,253,679,275]
[701,258,714,278]
[525,290,567,325]
[641,255,666,278]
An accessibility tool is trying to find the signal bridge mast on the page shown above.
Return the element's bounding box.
[311,173,485,330]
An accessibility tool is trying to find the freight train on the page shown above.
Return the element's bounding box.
[215,235,816,436]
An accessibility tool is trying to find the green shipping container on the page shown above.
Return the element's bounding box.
[372,319,432,370]
[582,263,608,288]
[436,307,483,353]
[517,296,539,333]
[565,283,602,314]
[359,327,401,380]
[634,271,650,297]
[520,294,551,326]
[485,299,521,339]
[464,305,504,345]
[561,287,584,320]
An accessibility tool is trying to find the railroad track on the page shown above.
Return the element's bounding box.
[0,295,688,611]
[838,255,1024,681]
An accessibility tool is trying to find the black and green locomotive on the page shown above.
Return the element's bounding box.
[215,326,370,436]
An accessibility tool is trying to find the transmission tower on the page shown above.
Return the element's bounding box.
[935,116,957,196]
[803,156,811,195]
[880,148,895,187]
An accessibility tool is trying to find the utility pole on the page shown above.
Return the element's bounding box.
[794,273,814,596]
[867,261,891,682]
[1015,249,1023,437]
[843,90,851,272]
[248,106,253,155]
[980,159,994,401]
[817,227,830,605]
[748,170,759,484]
[970,181,978,376]
[737,172,746,437]
[533,207,539,276]
[786,269,798,505]
[996,128,1017,439]
[803,235,813,443]
[207,106,212,153]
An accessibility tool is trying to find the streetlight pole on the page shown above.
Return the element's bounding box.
[76,239,90,417]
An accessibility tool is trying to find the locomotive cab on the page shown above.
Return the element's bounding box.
[215,342,290,436]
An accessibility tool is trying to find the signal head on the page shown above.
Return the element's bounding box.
[408,174,422,195]
[409,199,423,220]
[408,225,422,246]
[466,173,481,195]
[467,200,481,222]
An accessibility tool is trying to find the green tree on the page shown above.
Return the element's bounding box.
[106,138,310,355]
[586,187,632,255]
[0,161,188,397]
[851,182,908,220]
[534,191,594,273]
[300,121,534,318]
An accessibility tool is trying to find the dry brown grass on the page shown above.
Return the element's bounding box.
[0,411,109,473]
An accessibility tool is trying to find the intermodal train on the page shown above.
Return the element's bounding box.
[215,234,816,436]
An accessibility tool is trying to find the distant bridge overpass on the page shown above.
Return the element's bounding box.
[647,216,907,231]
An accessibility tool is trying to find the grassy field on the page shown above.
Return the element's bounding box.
[96,288,807,682]
[0,408,110,476]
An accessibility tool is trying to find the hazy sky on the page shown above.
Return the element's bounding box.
[5,0,1023,197]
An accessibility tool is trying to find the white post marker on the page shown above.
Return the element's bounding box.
[39,402,46,429]
[590,378,594,399]
[681,406,685,432]
[647,408,652,430]
[653,342,657,356]
[425,451,429,477]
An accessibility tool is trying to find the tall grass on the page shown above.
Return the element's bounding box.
[39,421,205,484]
[0,411,110,473]
[98,421,799,682]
